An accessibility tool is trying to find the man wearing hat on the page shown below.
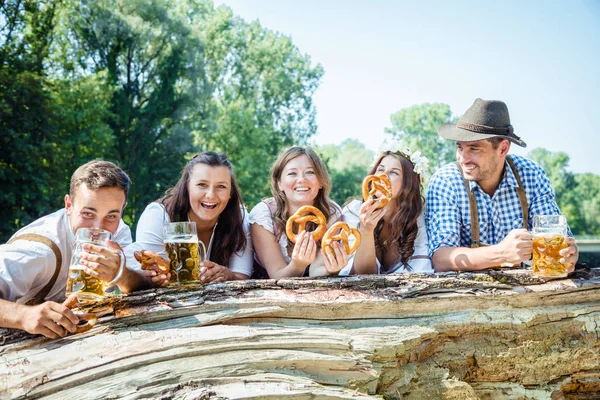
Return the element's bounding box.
[425,98,579,271]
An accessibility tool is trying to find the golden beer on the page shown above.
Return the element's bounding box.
[66,265,106,301]
[532,234,568,278]
[165,240,201,284]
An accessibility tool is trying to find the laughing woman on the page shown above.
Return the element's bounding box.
[249,146,345,278]
[125,152,253,285]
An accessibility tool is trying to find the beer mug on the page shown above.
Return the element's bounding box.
[66,228,112,301]
[164,222,205,284]
[531,215,569,278]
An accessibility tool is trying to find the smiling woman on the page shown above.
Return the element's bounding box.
[124,152,253,286]
[249,146,344,278]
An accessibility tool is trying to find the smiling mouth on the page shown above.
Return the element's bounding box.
[201,202,218,210]
[462,164,477,173]
[294,187,310,193]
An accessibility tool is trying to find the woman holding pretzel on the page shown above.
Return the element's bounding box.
[249,146,345,278]
[340,141,433,275]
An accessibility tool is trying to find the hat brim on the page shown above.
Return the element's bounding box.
[438,123,526,148]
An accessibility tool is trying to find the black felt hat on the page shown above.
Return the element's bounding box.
[438,98,526,147]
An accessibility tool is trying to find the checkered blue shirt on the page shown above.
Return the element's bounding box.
[426,154,567,257]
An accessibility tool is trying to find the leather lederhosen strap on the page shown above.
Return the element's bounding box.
[455,155,528,248]
[7,234,62,305]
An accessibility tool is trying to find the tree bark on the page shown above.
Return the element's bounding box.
[2,266,600,399]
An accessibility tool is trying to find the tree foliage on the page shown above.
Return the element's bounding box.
[385,103,457,170]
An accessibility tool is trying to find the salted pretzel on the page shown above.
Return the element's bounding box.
[285,205,327,243]
[134,250,170,273]
[322,222,361,256]
[362,174,392,209]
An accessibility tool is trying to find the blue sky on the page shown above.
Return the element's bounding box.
[213,0,600,175]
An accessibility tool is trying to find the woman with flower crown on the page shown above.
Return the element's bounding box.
[339,141,433,275]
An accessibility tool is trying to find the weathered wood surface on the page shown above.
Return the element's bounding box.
[2,266,600,399]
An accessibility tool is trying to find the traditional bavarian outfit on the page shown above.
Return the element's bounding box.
[0,209,131,304]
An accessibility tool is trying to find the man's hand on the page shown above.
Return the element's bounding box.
[498,228,533,264]
[79,240,123,282]
[560,237,579,275]
[18,300,79,339]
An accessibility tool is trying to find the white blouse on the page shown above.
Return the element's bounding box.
[248,198,342,266]
[124,202,253,277]
[339,199,433,275]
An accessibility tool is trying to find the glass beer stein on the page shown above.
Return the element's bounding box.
[66,228,112,302]
[531,215,569,278]
[164,222,206,284]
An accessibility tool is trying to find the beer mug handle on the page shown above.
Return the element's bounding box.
[198,240,207,263]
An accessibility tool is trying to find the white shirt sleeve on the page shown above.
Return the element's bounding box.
[248,201,275,234]
[0,240,57,303]
[227,210,254,277]
[113,220,133,248]
[124,202,169,271]
[338,200,365,276]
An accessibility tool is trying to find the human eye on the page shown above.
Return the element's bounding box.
[217,184,228,189]
[306,170,315,175]
[105,214,118,221]
[287,171,297,176]
[197,182,208,188]
[82,211,95,218]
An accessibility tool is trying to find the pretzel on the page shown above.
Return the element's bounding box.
[134,250,170,273]
[322,222,361,256]
[362,174,392,209]
[285,205,327,243]
[62,294,97,334]
[73,312,98,334]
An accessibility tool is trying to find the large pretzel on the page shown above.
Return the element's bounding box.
[362,174,392,209]
[322,222,361,256]
[285,205,327,243]
[135,250,170,273]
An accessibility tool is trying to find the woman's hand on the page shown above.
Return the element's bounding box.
[322,241,349,275]
[199,260,237,283]
[359,198,387,233]
[290,230,317,272]
[134,250,171,287]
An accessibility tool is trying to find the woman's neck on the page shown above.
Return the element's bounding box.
[188,212,218,233]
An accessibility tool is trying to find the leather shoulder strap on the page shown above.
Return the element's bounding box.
[455,162,480,248]
[506,156,528,229]
[7,233,63,306]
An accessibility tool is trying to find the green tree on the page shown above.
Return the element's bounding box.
[572,173,600,235]
[528,148,584,234]
[0,0,65,241]
[193,5,323,208]
[317,139,373,206]
[55,0,210,225]
[385,103,457,169]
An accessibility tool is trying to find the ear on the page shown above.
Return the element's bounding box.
[277,180,284,192]
[499,140,511,156]
[64,194,73,215]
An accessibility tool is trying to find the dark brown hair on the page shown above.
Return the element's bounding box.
[269,146,339,251]
[160,152,246,267]
[70,159,130,200]
[371,151,423,270]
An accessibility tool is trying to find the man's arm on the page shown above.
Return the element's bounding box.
[0,298,78,338]
[432,228,532,271]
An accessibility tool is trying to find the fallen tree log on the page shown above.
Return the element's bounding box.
[2,266,600,399]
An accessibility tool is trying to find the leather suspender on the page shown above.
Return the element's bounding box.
[456,155,528,248]
[7,234,63,305]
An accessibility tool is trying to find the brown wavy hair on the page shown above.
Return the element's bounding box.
[371,151,423,270]
[269,146,339,253]
[159,152,246,267]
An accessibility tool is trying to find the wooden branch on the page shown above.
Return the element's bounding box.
[2,266,600,399]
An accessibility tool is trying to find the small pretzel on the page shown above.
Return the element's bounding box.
[322,222,361,256]
[134,250,170,273]
[362,174,392,209]
[73,312,97,334]
[285,206,327,243]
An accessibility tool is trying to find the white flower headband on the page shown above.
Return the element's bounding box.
[375,139,430,191]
